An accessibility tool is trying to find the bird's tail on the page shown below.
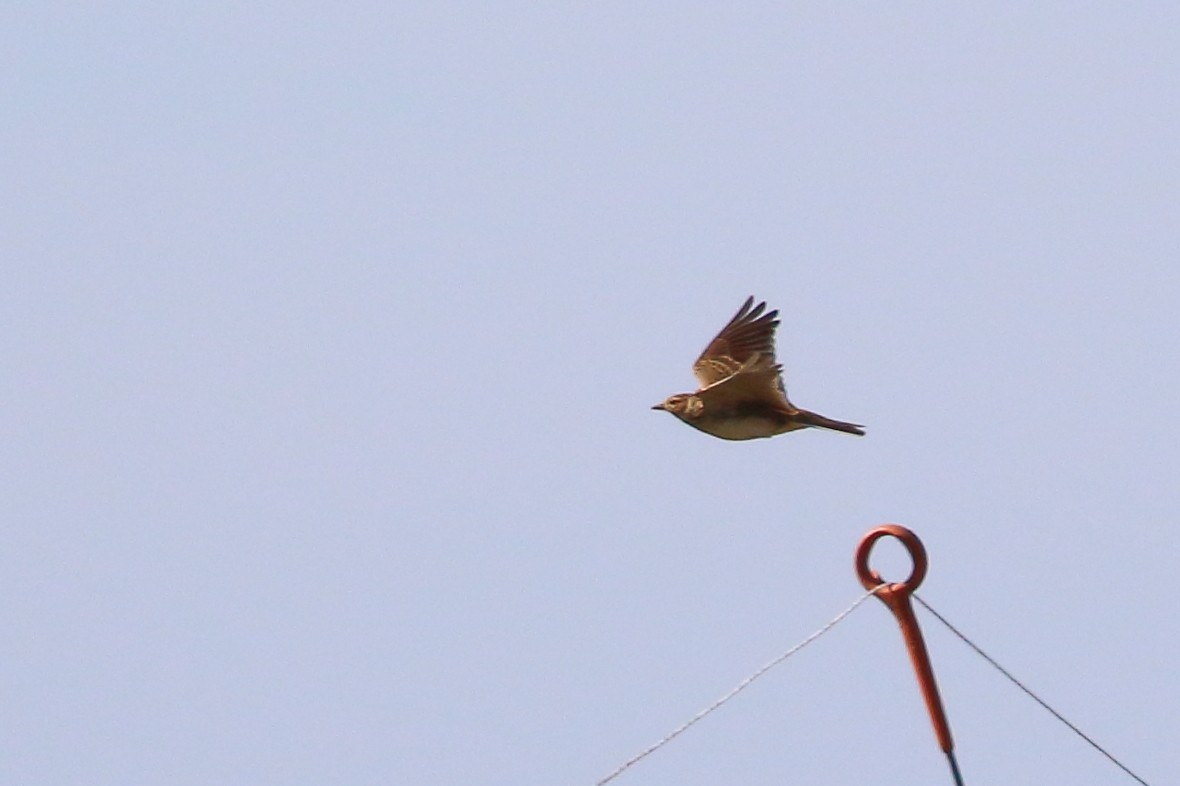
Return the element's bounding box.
[795,409,866,436]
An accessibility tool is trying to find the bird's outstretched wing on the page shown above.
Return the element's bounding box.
[692,297,782,389]
[697,354,793,410]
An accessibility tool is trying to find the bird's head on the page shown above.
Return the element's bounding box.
[652,394,703,419]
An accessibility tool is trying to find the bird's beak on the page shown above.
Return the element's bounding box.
[651,403,664,411]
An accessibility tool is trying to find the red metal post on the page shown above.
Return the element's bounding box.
[855,525,956,757]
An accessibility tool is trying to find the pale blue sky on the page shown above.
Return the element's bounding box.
[3,4,1177,785]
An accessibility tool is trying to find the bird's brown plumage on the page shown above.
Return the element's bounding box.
[692,296,780,388]
[653,296,865,440]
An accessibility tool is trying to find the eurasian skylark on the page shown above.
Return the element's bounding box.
[652,297,865,440]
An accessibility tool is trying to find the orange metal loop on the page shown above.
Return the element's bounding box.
[854,525,955,758]
[855,523,928,594]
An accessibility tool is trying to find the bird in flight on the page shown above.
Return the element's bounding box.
[652,297,864,440]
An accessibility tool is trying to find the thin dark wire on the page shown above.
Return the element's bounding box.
[594,588,881,786]
[913,594,1151,786]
